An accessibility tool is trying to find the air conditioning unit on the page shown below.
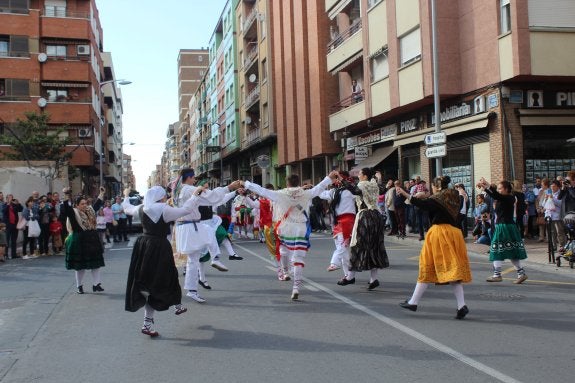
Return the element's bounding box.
[77,45,90,56]
[78,128,92,138]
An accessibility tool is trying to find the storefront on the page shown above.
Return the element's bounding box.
[346,124,398,178]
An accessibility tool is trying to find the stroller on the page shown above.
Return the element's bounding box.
[556,211,575,268]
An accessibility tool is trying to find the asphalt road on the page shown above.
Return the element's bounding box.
[1,233,574,383]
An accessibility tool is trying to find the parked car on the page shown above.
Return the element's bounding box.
[128,195,143,233]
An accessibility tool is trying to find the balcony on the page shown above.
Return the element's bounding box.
[44,101,94,124]
[242,8,258,37]
[41,14,91,40]
[243,45,258,70]
[244,85,260,110]
[327,20,363,73]
[241,126,261,149]
[328,91,366,132]
[41,59,92,82]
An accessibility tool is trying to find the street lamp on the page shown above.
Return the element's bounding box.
[98,79,131,188]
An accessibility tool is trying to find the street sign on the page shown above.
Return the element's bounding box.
[424,132,446,145]
[425,144,447,158]
[205,145,221,153]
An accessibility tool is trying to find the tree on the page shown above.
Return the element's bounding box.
[0,111,73,182]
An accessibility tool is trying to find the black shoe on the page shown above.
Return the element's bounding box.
[92,283,104,292]
[124,238,129,242]
[106,239,111,244]
[337,277,355,286]
[198,280,212,290]
[229,254,243,260]
[399,300,417,312]
[113,239,120,243]
[419,236,424,241]
[455,305,469,320]
[77,285,84,294]
[367,280,380,290]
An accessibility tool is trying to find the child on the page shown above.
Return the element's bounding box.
[49,215,63,255]
[96,208,107,247]
[0,223,7,262]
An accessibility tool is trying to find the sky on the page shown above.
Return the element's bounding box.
[96,0,227,193]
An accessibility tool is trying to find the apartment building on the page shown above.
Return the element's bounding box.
[268,0,341,185]
[0,0,123,195]
[234,0,277,186]
[326,0,575,194]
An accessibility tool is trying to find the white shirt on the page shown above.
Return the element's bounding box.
[319,189,356,216]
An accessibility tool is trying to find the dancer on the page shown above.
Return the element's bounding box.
[232,189,253,239]
[122,186,201,337]
[243,171,338,300]
[339,168,389,290]
[396,176,472,319]
[61,187,105,294]
[174,168,242,303]
[318,171,356,278]
[477,177,528,284]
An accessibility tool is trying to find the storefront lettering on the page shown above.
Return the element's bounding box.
[556,92,575,106]
[431,103,472,125]
[400,118,418,133]
[347,125,396,150]
[357,131,381,147]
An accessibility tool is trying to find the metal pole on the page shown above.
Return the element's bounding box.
[99,120,103,187]
[431,0,442,176]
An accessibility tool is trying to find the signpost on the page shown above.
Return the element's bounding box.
[424,132,446,145]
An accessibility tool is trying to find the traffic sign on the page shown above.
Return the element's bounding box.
[425,144,447,158]
[424,132,446,145]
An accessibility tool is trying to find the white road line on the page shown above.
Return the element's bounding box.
[237,243,523,383]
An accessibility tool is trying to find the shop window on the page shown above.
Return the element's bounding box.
[400,28,421,66]
[500,0,511,34]
[370,48,389,83]
[46,44,66,57]
[368,0,383,8]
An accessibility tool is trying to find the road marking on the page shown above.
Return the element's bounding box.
[237,243,523,383]
[501,267,516,275]
[502,277,575,286]
[264,265,319,291]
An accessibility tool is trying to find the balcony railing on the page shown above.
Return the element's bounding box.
[242,8,258,34]
[327,19,362,54]
[246,127,261,145]
[244,85,260,109]
[0,50,30,58]
[0,6,29,14]
[243,46,258,69]
[330,90,365,113]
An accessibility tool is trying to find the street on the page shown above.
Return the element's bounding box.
[1,233,574,383]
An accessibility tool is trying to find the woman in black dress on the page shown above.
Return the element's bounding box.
[122,186,204,337]
[62,187,105,294]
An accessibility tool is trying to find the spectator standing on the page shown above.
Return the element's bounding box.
[512,180,527,239]
[385,181,398,235]
[102,200,114,244]
[545,180,566,252]
[22,197,39,258]
[0,223,6,262]
[0,192,5,223]
[523,185,537,238]
[535,179,550,242]
[38,197,53,256]
[2,194,22,259]
[393,180,407,238]
[112,196,129,242]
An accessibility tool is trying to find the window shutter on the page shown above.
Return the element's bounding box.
[11,0,29,10]
[10,35,29,56]
[400,28,421,65]
[528,0,575,28]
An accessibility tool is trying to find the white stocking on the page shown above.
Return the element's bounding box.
[450,282,466,309]
[90,268,101,285]
[408,282,429,305]
[370,269,378,283]
[75,270,86,287]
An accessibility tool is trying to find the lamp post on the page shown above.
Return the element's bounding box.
[98,79,131,188]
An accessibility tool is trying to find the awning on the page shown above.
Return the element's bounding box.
[393,114,490,147]
[41,82,89,88]
[329,50,363,75]
[518,108,575,126]
[349,145,397,176]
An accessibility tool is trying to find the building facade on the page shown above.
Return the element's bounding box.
[326,0,575,199]
[0,0,124,195]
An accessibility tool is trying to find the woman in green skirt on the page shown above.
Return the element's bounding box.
[477,178,528,284]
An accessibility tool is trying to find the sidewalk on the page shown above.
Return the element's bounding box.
[385,228,574,270]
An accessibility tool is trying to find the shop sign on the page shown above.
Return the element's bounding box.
[430,102,472,125]
[354,146,369,161]
[525,90,575,108]
[556,92,575,106]
[346,124,396,150]
[399,117,418,134]
[425,144,447,158]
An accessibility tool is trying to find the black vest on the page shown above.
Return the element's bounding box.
[198,205,213,220]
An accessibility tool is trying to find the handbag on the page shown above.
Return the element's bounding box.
[16,216,27,230]
[28,220,41,237]
[536,213,545,226]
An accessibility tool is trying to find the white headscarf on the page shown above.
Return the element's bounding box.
[143,186,166,223]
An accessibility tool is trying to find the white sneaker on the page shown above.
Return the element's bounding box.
[22,255,31,260]
[186,291,206,303]
[211,260,229,272]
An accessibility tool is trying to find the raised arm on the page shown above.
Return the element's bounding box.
[162,194,202,222]
[307,171,338,198]
[244,181,278,201]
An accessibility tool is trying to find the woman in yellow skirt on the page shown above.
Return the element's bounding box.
[396,176,472,319]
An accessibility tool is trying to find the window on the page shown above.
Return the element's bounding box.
[399,28,421,66]
[0,78,29,99]
[45,0,66,17]
[0,79,5,96]
[46,89,68,102]
[370,48,388,82]
[0,0,30,13]
[46,44,66,57]
[261,59,267,82]
[0,37,8,57]
[260,16,266,39]
[500,0,511,34]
